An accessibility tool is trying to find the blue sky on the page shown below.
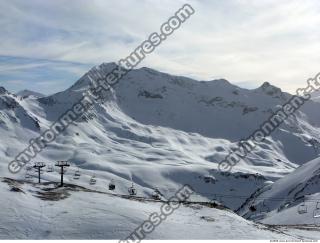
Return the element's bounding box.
[0,56,91,94]
[0,0,320,95]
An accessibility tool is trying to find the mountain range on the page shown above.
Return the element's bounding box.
[1,62,320,238]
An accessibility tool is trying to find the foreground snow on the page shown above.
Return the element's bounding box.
[1,177,320,240]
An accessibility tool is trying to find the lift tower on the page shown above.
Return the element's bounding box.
[55,161,70,187]
[33,162,46,183]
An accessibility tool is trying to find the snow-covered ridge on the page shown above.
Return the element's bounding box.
[16,89,45,99]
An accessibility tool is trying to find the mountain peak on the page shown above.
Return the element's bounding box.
[0,87,7,95]
[17,89,44,98]
[259,81,278,90]
[212,78,232,86]
[68,62,120,92]
[256,81,283,96]
[99,62,119,71]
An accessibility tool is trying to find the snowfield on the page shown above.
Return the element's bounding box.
[1,177,320,240]
[0,63,320,239]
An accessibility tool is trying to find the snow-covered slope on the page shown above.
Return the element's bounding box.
[16,89,44,99]
[238,157,320,225]
[1,177,319,240]
[0,87,40,132]
[0,62,320,223]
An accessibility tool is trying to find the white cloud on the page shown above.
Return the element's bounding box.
[0,0,320,93]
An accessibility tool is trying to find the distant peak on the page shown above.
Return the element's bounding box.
[260,81,271,88]
[99,62,119,70]
[259,81,276,89]
[204,78,236,88]
[17,89,44,98]
[89,62,122,78]
[212,78,231,85]
[0,86,7,94]
[140,66,157,71]
[256,81,283,96]
[68,62,120,92]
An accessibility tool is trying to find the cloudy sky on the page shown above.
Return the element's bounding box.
[0,0,320,95]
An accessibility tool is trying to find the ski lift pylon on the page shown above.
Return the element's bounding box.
[59,166,68,174]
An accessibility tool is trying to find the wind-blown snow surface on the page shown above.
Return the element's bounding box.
[1,177,319,240]
[0,63,320,237]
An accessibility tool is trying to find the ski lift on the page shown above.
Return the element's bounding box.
[108,179,115,190]
[26,165,32,171]
[298,201,308,214]
[47,165,54,173]
[313,202,320,218]
[90,176,97,185]
[209,194,219,205]
[210,194,224,206]
[204,176,211,183]
[249,205,257,212]
[73,170,81,180]
[33,167,38,173]
[218,195,225,205]
[203,175,216,184]
[261,200,270,213]
[59,167,68,174]
[151,188,161,200]
[128,183,137,196]
[314,209,320,218]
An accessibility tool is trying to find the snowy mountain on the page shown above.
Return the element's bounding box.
[1,63,320,201]
[1,62,320,238]
[16,89,45,99]
[0,87,41,131]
